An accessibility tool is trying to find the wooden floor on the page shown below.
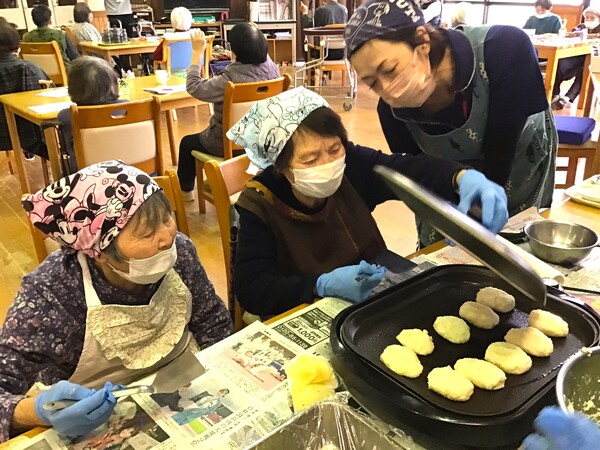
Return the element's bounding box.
[0,80,419,323]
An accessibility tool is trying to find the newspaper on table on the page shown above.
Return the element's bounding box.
[13,299,351,450]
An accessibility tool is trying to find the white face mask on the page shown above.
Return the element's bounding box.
[110,240,177,285]
[585,19,599,30]
[290,156,346,199]
[378,47,436,109]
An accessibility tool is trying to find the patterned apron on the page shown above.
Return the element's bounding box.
[399,25,557,247]
[69,252,198,389]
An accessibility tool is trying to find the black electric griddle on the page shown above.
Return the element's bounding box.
[329,168,600,447]
[330,267,600,447]
[340,266,599,417]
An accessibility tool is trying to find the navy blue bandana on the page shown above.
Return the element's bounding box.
[345,0,425,57]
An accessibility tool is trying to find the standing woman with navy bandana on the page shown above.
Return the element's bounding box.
[346,0,557,248]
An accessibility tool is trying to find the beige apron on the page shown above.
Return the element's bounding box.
[69,252,197,390]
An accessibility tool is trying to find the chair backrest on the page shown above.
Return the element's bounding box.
[71,99,164,175]
[222,74,293,159]
[26,169,189,264]
[204,155,253,331]
[163,35,214,76]
[152,169,191,237]
[62,26,81,53]
[166,39,193,71]
[20,41,67,86]
[324,36,346,51]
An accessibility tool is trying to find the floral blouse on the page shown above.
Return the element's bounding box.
[0,233,233,441]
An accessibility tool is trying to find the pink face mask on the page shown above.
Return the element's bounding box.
[378,46,436,109]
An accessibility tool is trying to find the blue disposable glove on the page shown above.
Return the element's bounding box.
[34,380,117,438]
[522,406,600,450]
[457,170,508,235]
[316,260,387,303]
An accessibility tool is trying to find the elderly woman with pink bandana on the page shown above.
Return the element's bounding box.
[0,161,233,442]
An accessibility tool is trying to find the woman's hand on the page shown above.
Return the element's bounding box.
[299,2,309,15]
[190,29,206,54]
[522,406,600,450]
[33,380,117,437]
[316,261,387,303]
[456,169,508,234]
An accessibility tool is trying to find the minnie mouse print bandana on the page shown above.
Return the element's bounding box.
[226,87,329,169]
[22,160,161,258]
[345,0,425,57]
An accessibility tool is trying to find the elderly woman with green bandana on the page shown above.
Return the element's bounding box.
[228,87,508,317]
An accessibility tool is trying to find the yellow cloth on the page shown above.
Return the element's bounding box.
[285,354,338,411]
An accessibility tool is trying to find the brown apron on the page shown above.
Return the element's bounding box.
[236,176,386,277]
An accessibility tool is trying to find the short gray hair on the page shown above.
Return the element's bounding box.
[103,190,173,263]
[67,56,119,106]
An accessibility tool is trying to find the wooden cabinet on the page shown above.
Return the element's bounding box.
[224,20,296,64]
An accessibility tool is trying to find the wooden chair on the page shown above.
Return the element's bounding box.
[556,144,599,188]
[307,35,349,88]
[204,155,253,331]
[153,169,190,237]
[554,75,600,189]
[71,99,164,175]
[62,26,81,54]
[27,169,190,264]
[20,41,68,86]
[192,74,292,214]
[154,35,214,78]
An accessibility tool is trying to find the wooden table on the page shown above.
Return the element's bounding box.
[0,76,205,193]
[533,38,597,110]
[543,196,600,234]
[79,41,159,63]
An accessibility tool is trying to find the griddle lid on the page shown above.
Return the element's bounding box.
[374,166,546,305]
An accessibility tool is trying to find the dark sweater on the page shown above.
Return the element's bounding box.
[234,142,463,316]
[378,25,549,187]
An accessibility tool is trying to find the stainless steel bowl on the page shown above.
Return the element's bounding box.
[556,346,600,424]
[523,220,599,265]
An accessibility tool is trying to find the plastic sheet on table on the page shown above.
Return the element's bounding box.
[245,393,419,449]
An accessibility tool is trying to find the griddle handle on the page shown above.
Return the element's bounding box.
[546,285,586,307]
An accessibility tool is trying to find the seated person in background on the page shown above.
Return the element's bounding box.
[450,2,471,28]
[524,0,562,35]
[522,406,599,449]
[300,0,348,28]
[419,0,443,27]
[0,17,49,161]
[71,2,102,43]
[153,7,193,64]
[178,23,280,201]
[551,3,600,110]
[0,160,233,443]
[57,56,125,173]
[229,88,508,317]
[23,4,79,69]
[300,0,348,60]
